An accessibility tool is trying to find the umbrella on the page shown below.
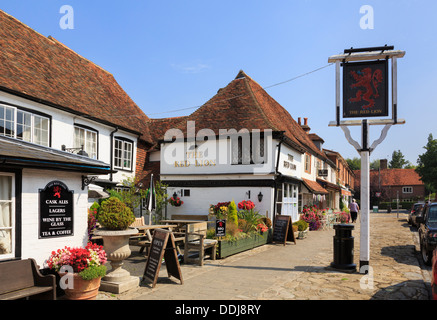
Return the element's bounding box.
[145,174,156,225]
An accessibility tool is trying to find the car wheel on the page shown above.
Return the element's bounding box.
[421,242,432,266]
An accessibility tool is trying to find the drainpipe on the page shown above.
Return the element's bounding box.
[110,127,118,182]
[273,133,285,217]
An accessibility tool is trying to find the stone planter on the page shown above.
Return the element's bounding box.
[217,229,272,259]
[94,227,139,294]
[298,227,309,239]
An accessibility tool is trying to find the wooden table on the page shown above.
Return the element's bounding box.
[130,224,179,255]
[161,220,207,231]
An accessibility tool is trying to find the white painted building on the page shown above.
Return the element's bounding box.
[146,71,340,223]
[0,10,152,267]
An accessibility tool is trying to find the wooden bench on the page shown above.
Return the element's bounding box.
[184,222,217,266]
[0,259,56,300]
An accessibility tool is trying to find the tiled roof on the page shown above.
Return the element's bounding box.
[0,10,151,143]
[148,70,328,160]
[302,178,328,194]
[353,169,424,189]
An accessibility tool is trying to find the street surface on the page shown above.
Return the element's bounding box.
[98,211,431,301]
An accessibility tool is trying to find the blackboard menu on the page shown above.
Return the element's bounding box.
[273,215,296,245]
[39,181,74,239]
[142,229,183,288]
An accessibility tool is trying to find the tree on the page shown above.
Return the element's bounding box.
[416,134,437,192]
[389,150,411,169]
[370,159,380,170]
[346,157,361,170]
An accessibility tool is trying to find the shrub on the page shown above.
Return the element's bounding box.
[293,219,308,231]
[97,197,135,230]
[227,200,238,226]
[257,216,272,228]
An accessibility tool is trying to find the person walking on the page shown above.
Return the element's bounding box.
[350,199,359,223]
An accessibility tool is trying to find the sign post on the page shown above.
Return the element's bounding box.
[328,46,405,273]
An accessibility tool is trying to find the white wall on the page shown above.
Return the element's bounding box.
[21,169,89,267]
[166,186,274,221]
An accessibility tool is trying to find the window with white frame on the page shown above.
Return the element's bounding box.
[402,187,413,194]
[304,153,311,173]
[0,104,50,147]
[74,126,98,159]
[276,183,299,222]
[0,173,15,259]
[114,138,133,171]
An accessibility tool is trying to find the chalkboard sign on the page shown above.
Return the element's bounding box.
[142,229,183,288]
[39,181,74,239]
[273,215,296,246]
[216,219,226,237]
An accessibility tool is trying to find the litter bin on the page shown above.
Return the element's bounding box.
[330,224,356,272]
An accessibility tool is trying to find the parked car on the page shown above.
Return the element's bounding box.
[408,202,424,227]
[417,203,437,265]
[432,248,437,300]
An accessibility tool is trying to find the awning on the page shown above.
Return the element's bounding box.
[0,135,114,175]
[302,178,328,195]
[88,184,110,199]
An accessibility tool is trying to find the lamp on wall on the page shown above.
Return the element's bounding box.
[258,192,264,202]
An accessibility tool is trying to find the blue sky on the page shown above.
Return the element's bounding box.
[1,0,436,165]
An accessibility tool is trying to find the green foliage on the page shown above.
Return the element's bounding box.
[90,201,100,213]
[153,180,168,223]
[227,200,238,226]
[293,219,308,231]
[416,134,437,192]
[117,176,147,212]
[237,209,263,233]
[389,150,412,169]
[97,197,135,230]
[346,157,361,170]
[79,265,107,281]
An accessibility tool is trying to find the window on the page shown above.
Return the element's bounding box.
[0,173,14,259]
[402,187,413,194]
[74,126,98,159]
[0,104,50,147]
[276,183,299,222]
[304,153,311,173]
[114,138,133,171]
[231,135,265,165]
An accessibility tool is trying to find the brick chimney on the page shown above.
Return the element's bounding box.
[301,117,311,134]
[380,159,388,170]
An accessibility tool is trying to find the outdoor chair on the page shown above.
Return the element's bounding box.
[183,222,217,266]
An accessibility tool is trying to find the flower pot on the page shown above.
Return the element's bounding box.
[298,227,309,239]
[94,228,138,283]
[59,273,101,300]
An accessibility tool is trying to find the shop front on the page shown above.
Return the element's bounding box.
[0,136,112,267]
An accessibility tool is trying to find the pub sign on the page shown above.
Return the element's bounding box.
[39,181,74,238]
[343,60,388,118]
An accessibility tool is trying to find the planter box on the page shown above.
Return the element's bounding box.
[217,229,272,259]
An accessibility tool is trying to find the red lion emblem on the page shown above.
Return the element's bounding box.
[348,67,383,109]
[53,186,62,199]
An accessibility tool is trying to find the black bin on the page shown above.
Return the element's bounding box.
[330,224,356,272]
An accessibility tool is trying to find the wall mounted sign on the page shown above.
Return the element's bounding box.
[343,60,388,118]
[39,181,74,239]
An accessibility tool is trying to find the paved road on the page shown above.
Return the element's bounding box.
[98,211,431,301]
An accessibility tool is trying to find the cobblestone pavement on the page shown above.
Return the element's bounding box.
[98,212,432,301]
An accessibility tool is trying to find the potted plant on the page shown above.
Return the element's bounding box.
[46,243,107,300]
[94,197,138,290]
[293,220,309,239]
